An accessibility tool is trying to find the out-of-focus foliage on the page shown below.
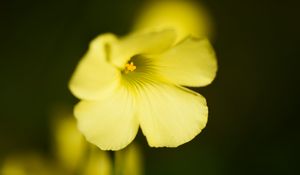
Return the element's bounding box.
[81,147,112,175]
[51,107,86,174]
[1,107,143,175]
[115,144,144,175]
[1,153,59,175]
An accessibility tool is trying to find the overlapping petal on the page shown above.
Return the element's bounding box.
[69,34,120,100]
[150,38,217,87]
[137,83,208,147]
[74,85,139,150]
[69,15,217,150]
[111,30,176,68]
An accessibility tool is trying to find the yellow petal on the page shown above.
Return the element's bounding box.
[133,0,212,42]
[74,86,139,150]
[138,83,208,147]
[151,38,217,87]
[111,30,176,68]
[69,33,121,100]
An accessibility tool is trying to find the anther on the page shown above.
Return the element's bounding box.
[124,62,136,73]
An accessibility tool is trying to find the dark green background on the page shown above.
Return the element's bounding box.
[1,0,299,174]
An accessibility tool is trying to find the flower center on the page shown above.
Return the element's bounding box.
[124,62,136,73]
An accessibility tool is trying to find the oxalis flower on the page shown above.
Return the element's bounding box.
[133,0,213,42]
[69,30,217,150]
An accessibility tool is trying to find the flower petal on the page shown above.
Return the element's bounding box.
[69,34,121,100]
[133,0,212,42]
[137,83,208,147]
[111,30,176,68]
[151,38,217,87]
[74,86,139,150]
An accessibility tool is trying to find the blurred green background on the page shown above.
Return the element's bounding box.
[1,0,299,174]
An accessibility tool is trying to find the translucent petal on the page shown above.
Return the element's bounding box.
[74,86,138,150]
[137,83,208,147]
[133,1,212,42]
[151,38,217,87]
[69,34,121,100]
[111,30,176,68]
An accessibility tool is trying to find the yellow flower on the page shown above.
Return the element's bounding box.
[1,107,144,175]
[133,0,213,42]
[69,29,217,150]
[51,107,112,175]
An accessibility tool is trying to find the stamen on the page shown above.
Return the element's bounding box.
[124,62,136,73]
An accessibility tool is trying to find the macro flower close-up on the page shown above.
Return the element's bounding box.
[2,0,297,174]
[69,29,217,150]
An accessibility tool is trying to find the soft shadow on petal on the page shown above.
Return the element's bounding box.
[69,34,121,101]
[111,30,176,68]
[74,86,139,150]
[137,83,208,147]
[151,38,217,87]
